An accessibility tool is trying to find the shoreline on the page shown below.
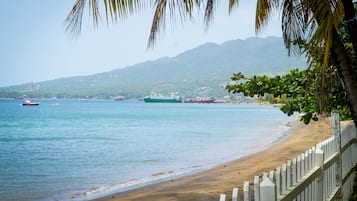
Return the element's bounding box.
[90,117,332,201]
[86,123,291,200]
[77,115,293,201]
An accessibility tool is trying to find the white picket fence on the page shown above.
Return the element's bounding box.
[220,111,357,201]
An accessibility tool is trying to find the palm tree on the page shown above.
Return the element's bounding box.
[66,1,240,46]
[255,0,357,125]
[66,0,357,125]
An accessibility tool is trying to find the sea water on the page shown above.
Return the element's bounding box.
[0,99,295,201]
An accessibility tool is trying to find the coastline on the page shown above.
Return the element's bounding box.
[91,117,332,201]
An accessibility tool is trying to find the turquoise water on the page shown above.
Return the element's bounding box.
[0,99,294,201]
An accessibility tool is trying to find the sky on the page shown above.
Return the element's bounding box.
[0,0,282,87]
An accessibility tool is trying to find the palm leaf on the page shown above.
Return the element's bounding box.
[203,0,214,28]
[148,0,167,48]
[257,0,346,66]
[65,0,146,37]
[148,0,203,48]
[89,0,100,27]
[228,0,239,13]
[66,0,243,47]
[65,0,86,38]
[255,0,280,33]
[281,0,307,55]
[303,0,344,68]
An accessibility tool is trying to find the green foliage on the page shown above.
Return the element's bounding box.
[226,68,351,124]
[227,28,356,124]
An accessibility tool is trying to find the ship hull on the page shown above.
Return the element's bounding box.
[22,100,40,106]
[22,103,39,106]
[144,97,182,103]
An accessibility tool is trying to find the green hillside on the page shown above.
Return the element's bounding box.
[0,37,307,99]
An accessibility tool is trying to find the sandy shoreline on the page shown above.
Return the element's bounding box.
[91,117,332,201]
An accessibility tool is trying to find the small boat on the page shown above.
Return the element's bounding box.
[22,99,39,106]
[114,96,125,101]
[144,94,182,103]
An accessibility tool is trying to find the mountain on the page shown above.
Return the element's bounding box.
[0,37,307,99]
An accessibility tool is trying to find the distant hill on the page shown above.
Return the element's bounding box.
[0,37,307,99]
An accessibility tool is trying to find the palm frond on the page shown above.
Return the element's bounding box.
[148,0,167,48]
[228,0,239,14]
[282,0,302,54]
[65,0,86,38]
[102,0,146,21]
[203,0,239,31]
[89,0,100,27]
[203,0,215,28]
[148,0,202,48]
[65,0,146,38]
[279,0,346,70]
[303,0,345,69]
[255,0,281,33]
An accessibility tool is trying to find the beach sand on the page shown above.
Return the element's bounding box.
[93,117,332,201]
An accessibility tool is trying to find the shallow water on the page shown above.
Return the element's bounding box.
[0,99,294,201]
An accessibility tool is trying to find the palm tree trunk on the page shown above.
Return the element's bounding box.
[331,28,357,126]
[342,0,357,58]
[347,20,357,55]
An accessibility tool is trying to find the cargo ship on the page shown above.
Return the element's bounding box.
[144,95,182,103]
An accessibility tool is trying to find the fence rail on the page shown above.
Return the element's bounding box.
[219,111,357,201]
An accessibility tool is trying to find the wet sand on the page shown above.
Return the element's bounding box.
[92,117,332,201]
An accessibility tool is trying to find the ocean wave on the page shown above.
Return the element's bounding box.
[71,166,206,201]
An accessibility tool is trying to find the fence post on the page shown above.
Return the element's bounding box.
[269,170,274,181]
[232,188,239,201]
[276,167,281,196]
[263,172,268,180]
[254,176,260,201]
[292,158,297,185]
[297,156,301,180]
[244,181,250,201]
[282,163,287,193]
[287,160,291,188]
[219,194,226,201]
[260,177,276,201]
[331,111,342,189]
[315,148,324,201]
[308,149,312,171]
[301,153,305,178]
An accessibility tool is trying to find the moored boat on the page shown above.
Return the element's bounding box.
[114,96,125,101]
[144,95,182,103]
[22,100,39,106]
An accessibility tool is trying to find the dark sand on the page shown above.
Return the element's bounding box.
[92,118,332,201]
